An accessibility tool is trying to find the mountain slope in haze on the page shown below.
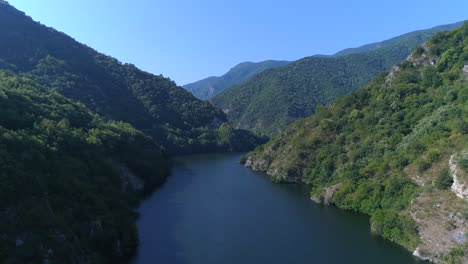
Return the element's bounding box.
[245,23,468,263]
[0,70,170,263]
[0,2,264,154]
[332,22,464,57]
[183,60,291,100]
[212,21,463,137]
[186,22,462,102]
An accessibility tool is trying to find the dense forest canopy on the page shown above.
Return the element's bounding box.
[212,21,463,137]
[0,2,268,263]
[0,70,170,263]
[0,1,264,154]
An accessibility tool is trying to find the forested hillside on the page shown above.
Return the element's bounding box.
[0,1,264,154]
[212,22,463,136]
[245,23,468,263]
[0,70,170,263]
[183,60,290,100]
[0,2,268,263]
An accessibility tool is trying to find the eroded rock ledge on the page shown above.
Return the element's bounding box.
[450,155,468,200]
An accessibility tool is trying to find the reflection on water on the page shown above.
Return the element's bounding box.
[132,153,422,264]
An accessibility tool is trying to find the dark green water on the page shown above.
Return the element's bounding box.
[132,153,423,264]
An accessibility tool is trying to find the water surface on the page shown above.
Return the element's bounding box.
[132,153,422,264]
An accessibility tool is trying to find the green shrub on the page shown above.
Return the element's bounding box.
[427,149,442,163]
[418,160,432,172]
[455,119,468,134]
[459,157,468,172]
[441,244,467,264]
[435,167,453,189]
[422,66,441,88]
[413,46,425,58]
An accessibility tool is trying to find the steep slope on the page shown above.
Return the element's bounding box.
[212,21,463,136]
[183,60,290,100]
[0,2,264,154]
[0,70,170,264]
[245,23,468,263]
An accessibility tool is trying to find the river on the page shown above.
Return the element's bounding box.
[132,153,423,264]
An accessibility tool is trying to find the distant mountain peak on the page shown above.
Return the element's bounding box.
[332,21,464,57]
[183,60,291,100]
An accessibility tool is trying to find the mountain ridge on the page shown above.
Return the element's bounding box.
[183,60,291,100]
[244,22,468,263]
[332,21,464,57]
[212,21,464,136]
[186,22,463,103]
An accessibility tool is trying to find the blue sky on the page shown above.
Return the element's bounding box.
[12,0,467,85]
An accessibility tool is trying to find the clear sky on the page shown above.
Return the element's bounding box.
[11,0,468,85]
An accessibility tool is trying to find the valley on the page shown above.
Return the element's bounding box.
[0,1,466,263]
[132,153,423,264]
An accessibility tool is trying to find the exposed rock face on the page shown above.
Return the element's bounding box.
[310,195,321,203]
[246,127,301,183]
[407,43,434,67]
[309,184,344,205]
[207,83,215,98]
[323,183,344,205]
[108,159,144,191]
[450,155,468,200]
[387,43,436,87]
[244,157,253,168]
[410,189,468,263]
[247,144,298,183]
[410,173,426,187]
[249,155,269,171]
[409,155,468,263]
[246,146,275,171]
[413,247,436,263]
[385,65,401,86]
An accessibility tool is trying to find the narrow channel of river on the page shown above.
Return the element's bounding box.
[132,153,422,264]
